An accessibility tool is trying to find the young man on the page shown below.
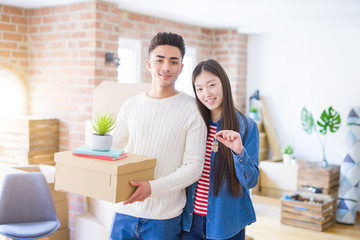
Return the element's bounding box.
[110,32,207,239]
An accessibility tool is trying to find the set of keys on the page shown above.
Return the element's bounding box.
[211,139,219,153]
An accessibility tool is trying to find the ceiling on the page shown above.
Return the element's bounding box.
[1,0,360,34]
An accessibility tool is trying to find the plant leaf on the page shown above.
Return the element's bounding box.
[317,110,329,134]
[317,106,341,134]
[300,107,314,134]
[92,111,117,135]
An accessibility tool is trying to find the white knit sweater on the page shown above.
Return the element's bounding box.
[112,91,207,219]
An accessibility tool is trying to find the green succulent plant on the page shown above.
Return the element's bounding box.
[92,111,116,136]
[281,145,294,155]
[250,106,258,113]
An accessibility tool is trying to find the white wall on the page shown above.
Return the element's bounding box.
[247,28,360,210]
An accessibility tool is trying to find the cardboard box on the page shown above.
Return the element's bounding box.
[88,198,114,227]
[49,227,70,240]
[255,160,298,198]
[92,81,150,120]
[74,213,109,240]
[55,151,156,203]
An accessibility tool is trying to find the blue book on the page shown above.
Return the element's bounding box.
[73,145,124,157]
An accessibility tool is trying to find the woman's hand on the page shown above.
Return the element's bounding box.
[214,130,244,155]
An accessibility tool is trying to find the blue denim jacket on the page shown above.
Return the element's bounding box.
[182,112,259,239]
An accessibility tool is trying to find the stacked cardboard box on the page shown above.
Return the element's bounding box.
[74,198,114,240]
[55,151,156,203]
[74,212,110,240]
[55,151,156,239]
[0,165,70,239]
[0,117,59,165]
[254,160,298,198]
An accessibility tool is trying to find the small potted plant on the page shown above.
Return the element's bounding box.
[249,106,259,120]
[281,145,294,165]
[90,111,117,151]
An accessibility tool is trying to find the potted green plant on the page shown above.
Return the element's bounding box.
[300,106,341,167]
[249,106,259,120]
[281,145,294,165]
[90,110,117,151]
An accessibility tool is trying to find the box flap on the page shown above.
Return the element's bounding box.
[115,153,156,175]
[259,161,298,192]
[92,81,151,120]
[55,151,156,175]
[13,164,55,183]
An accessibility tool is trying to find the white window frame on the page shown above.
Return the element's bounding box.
[175,47,197,97]
[0,69,27,116]
[117,38,141,83]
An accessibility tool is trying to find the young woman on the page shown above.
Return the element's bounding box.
[182,59,260,240]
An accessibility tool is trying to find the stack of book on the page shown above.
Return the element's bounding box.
[73,145,127,161]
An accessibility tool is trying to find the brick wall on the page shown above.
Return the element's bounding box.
[1,0,248,237]
[28,2,98,151]
[212,29,248,111]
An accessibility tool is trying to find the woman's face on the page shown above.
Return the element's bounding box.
[194,70,223,121]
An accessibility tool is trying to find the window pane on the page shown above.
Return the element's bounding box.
[118,38,141,83]
[176,47,196,97]
[0,76,26,117]
[118,48,135,83]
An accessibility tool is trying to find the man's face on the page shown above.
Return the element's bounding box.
[147,45,184,89]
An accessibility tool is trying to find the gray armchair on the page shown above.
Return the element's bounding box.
[0,172,60,239]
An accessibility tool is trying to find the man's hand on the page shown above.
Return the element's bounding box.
[123,181,151,205]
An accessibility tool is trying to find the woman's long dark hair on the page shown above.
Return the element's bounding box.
[192,59,244,197]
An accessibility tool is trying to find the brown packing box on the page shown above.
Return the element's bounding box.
[48,227,70,240]
[74,213,109,240]
[253,160,298,198]
[92,81,151,119]
[55,151,156,203]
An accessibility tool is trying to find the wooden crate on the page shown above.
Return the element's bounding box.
[281,192,336,231]
[297,163,340,197]
[0,117,59,165]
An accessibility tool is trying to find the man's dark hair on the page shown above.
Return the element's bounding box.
[148,32,186,59]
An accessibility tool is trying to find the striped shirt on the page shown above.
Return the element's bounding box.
[194,123,217,216]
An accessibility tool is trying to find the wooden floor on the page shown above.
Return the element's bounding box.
[246,194,360,240]
[246,213,360,240]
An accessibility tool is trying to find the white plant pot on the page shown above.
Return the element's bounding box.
[283,154,293,165]
[90,134,113,151]
[249,112,259,120]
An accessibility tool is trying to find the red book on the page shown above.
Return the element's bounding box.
[73,152,128,161]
